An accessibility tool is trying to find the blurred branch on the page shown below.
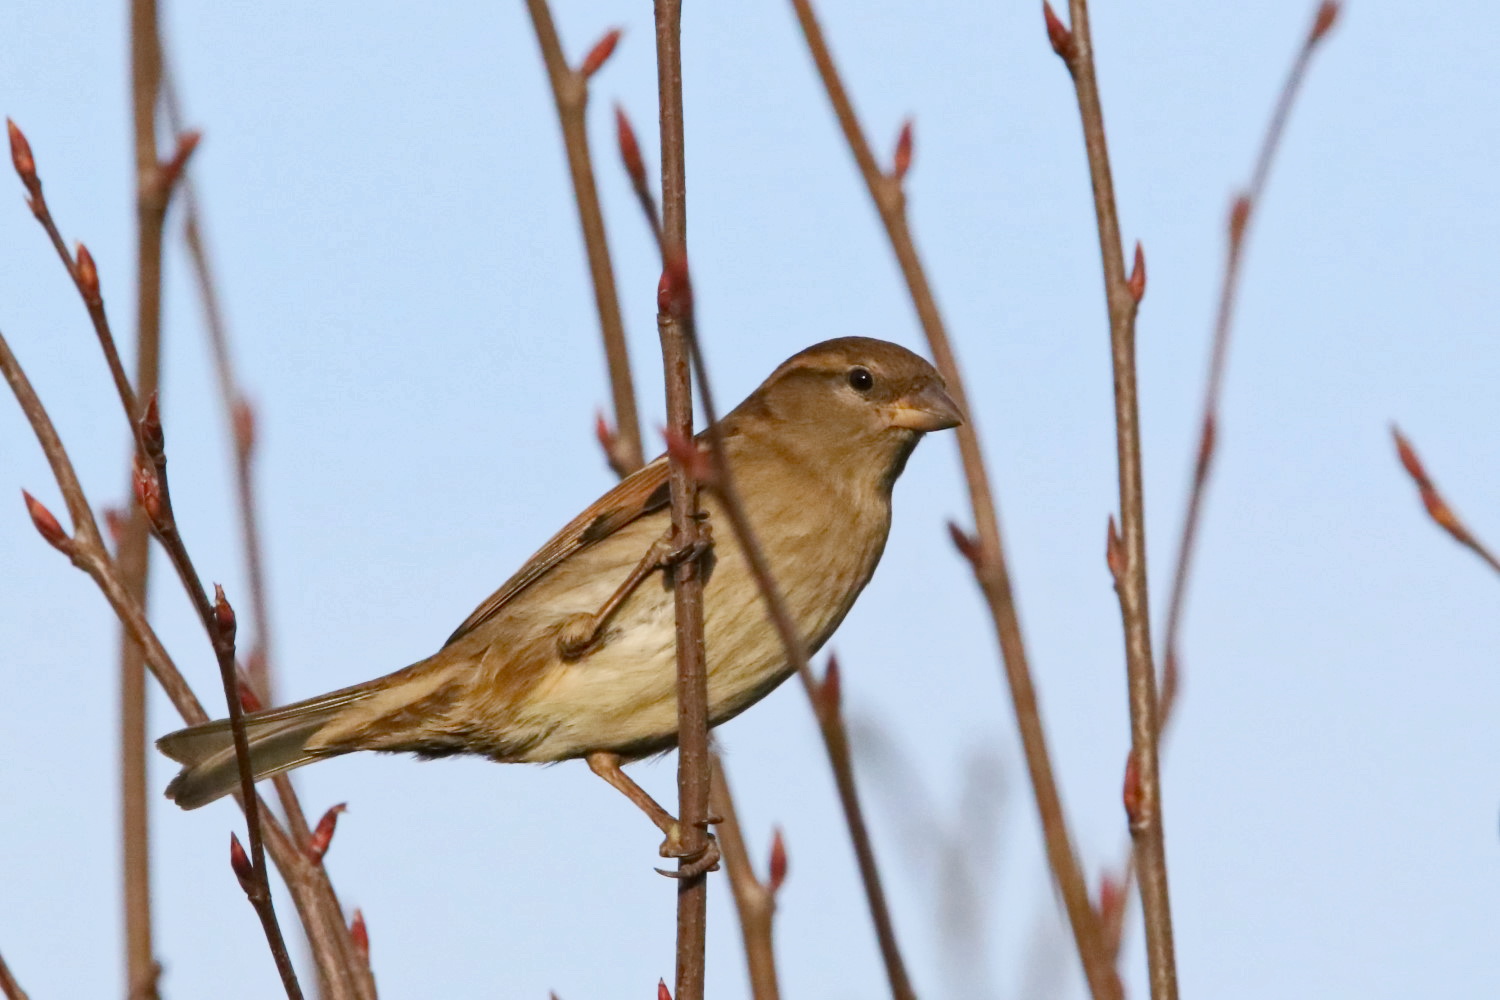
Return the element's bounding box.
[525,1,644,477]
[1393,429,1500,577]
[1161,0,1342,735]
[786,2,1116,996]
[709,758,783,1000]
[0,949,28,1000]
[123,1,168,988]
[1043,1,1178,995]
[651,5,713,1000]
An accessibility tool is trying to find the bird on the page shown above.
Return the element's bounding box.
[158,336,961,869]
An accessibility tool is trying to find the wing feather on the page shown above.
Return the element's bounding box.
[443,458,673,645]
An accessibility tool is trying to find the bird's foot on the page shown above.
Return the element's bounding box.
[654,818,722,879]
[662,519,713,569]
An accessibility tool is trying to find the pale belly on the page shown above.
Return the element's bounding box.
[506,490,888,762]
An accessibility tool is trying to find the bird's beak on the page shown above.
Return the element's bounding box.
[885,382,964,431]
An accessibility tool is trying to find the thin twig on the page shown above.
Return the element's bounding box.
[1392,428,1500,577]
[1044,2,1177,995]
[1101,5,1343,957]
[0,327,374,998]
[651,4,713,999]
[1161,0,1342,734]
[709,757,783,1000]
[525,2,644,476]
[786,3,1117,996]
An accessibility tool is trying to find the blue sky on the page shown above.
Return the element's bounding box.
[2,1,1497,997]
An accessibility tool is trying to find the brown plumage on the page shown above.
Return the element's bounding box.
[158,337,961,843]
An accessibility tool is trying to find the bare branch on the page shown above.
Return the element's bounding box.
[787,2,1116,995]
[1044,0,1179,993]
[526,0,644,477]
[710,757,782,1000]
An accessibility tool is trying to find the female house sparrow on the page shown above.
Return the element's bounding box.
[159,337,960,858]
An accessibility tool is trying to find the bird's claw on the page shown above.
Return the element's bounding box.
[653,821,721,878]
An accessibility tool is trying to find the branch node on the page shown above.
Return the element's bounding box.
[766,826,788,895]
[232,396,256,458]
[229,832,256,895]
[6,118,37,186]
[1105,515,1124,586]
[349,908,370,964]
[1042,2,1077,64]
[663,426,714,485]
[213,584,238,645]
[1127,241,1146,304]
[1122,751,1145,832]
[658,980,672,1000]
[21,489,72,554]
[306,803,349,863]
[946,520,982,567]
[75,242,102,306]
[815,655,843,723]
[1228,194,1251,249]
[892,119,914,183]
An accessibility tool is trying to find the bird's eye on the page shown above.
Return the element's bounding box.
[847,367,874,392]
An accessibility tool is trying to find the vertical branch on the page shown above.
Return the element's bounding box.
[121,1,166,993]
[709,758,783,1000]
[1044,2,1176,995]
[786,3,1119,996]
[652,4,712,999]
[525,2,644,476]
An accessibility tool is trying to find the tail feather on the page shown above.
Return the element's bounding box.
[159,683,374,810]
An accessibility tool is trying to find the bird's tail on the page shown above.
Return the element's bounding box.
[158,683,376,810]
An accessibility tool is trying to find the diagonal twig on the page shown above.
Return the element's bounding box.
[786,2,1117,996]
[525,1,644,477]
[1392,429,1500,577]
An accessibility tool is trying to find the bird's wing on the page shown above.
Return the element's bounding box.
[442,457,674,646]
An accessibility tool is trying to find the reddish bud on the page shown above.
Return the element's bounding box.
[1043,2,1075,61]
[138,392,165,458]
[349,909,369,963]
[817,655,842,721]
[157,130,202,194]
[132,457,164,526]
[767,826,788,894]
[947,520,981,566]
[103,506,127,547]
[237,672,264,713]
[213,584,238,643]
[1127,241,1146,303]
[1228,194,1251,248]
[1392,426,1426,484]
[1196,414,1218,479]
[22,490,70,553]
[307,802,349,863]
[595,410,617,452]
[1097,871,1125,924]
[1122,751,1142,828]
[1105,515,1123,583]
[7,118,36,183]
[1309,1,1339,44]
[663,427,714,484]
[75,243,101,306]
[892,120,914,182]
[579,28,622,78]
[615,105,646,189]
[656,253,692,316]
[658,980,672,1000]
[232,397,256,456]
[229,832,254,893]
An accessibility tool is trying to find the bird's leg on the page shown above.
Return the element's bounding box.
[586,751,721,878]
[556,521,714,659]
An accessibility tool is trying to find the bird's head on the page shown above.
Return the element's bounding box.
[724,337,962,489]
